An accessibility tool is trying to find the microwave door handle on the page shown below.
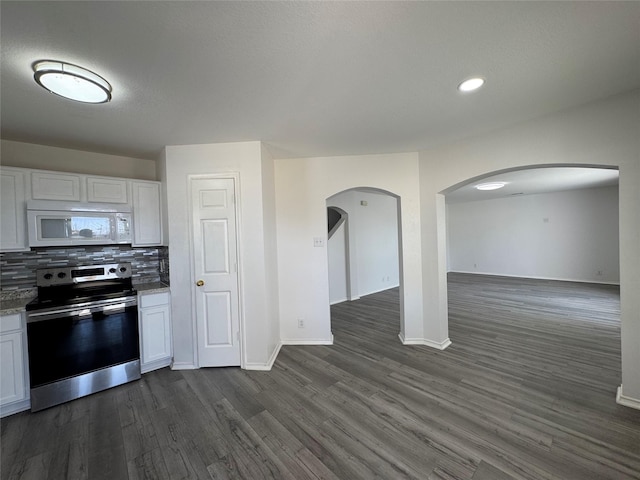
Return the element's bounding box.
[65,218,72,238]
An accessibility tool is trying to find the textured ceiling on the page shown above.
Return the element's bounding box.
[1,1,639,161]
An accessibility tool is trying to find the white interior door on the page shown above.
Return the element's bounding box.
[191,177,241,367]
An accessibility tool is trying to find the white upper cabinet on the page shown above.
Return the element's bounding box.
[0,169,28,251]
[132,181,163,246]
[1,167,164,249]
[31,171,81,201]
[87,176,129,203]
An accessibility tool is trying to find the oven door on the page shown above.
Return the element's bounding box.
[26,297,140,411]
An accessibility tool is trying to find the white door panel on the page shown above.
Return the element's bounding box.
[191,177,241,367]
[202,220,230,273]
[204,291,233,345]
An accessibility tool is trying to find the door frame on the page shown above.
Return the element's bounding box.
[187,172,245,369]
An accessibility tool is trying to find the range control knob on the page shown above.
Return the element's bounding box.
[109,268,117,274]
[57,272,66,279]
[119,266,127,273]
[43,273,53,280]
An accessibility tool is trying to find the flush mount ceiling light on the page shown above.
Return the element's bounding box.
[458,77,485,93]
[476,182,506,191]
[33,60,112,103]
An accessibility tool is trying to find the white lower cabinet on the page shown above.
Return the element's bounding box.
[138,291,172,373]
[0,313,30,417]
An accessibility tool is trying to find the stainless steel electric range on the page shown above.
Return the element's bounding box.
[25,263,140,412]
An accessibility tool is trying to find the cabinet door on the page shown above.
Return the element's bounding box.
[0,331,26,406]
[0,169,28,251]
[132,181,162,246]
[31,172,81,201]
[140,304,172,366]
[87,177,129,203]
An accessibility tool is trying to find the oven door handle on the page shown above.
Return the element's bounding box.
[27,299,136,323]
[100,303,127,315]
[74,303,126,316]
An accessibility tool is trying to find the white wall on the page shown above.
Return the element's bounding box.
[328,189,400,302]
[162,141,280,370]
[419,90,640,404]
[274,152,425,345]
[1,139,156,180]
[447,186,619,284]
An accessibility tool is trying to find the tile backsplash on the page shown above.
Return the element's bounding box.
[0,245,169,290]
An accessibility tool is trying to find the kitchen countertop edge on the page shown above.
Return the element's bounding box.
[0,297,36,316]
[135,282,170,294]
[1,283,170,314]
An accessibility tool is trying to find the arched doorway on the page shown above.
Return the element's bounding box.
[326,187,402,338]
[441,165,619,283]
[440,164,621,398]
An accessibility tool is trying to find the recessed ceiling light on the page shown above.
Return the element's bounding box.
[458,77,485,93]
[476,182,506,191]
[33,60,112,104]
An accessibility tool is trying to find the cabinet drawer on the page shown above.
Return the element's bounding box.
[139,291,169,309]
[0,314,22,334]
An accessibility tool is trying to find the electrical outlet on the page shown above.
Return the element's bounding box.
[298,318,304,328]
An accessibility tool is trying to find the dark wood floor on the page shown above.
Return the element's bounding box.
[2,273,640,479]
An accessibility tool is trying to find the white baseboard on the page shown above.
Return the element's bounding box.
[0,398,30,418]
[359,284,401,297]
[398,332,452,350]
[616,385,640,410]
[245,337,334,370]
[448,270,620,286]
[281,335,334,346]
[170,361,197,370]
[141,357,172,374]
[330,297,348,306]
[244,342,283,371]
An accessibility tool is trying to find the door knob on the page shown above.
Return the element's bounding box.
[196,280,205,287]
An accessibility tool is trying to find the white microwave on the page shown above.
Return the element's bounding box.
[27,201,132,247]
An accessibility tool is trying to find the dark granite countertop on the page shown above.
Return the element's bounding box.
[135,282,170,294]
[0,289,37,315]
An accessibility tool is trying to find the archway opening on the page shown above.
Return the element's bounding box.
[440,164,621,404]
[326,187,403,341]
[442,164,619,282]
